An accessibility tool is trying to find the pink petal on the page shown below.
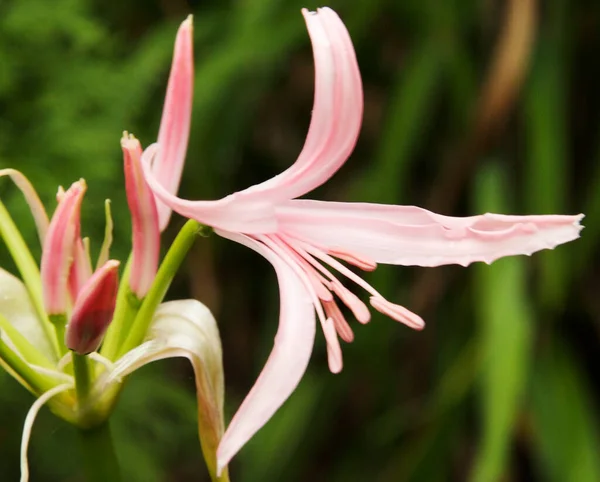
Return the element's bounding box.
[66,260,120,354]
[214,229,316,475]
[123,134,160,298]
[68,238,92,301]
[243,7,363,201]
[278,200,584,267]
[142,143,278,233]
[142,9,363,233]
[41,180,87,315]
[153,16,194,231]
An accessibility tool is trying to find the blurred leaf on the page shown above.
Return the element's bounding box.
[523,0,569,309]
[531,340,600,482]
[354,39,441,204]
[470,162,533,482]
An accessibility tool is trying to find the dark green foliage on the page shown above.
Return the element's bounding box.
[0,0,598,480]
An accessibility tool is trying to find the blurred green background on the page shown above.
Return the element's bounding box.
[1,0,599,480]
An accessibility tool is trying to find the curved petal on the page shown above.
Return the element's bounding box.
[0,169,49,244]
[105,300,225,480]
[214,229,316,474]
[278,200,584,267]
[142,9,363,233]
[242,7,363,201]
[141,144,278,233]
[153,16,194,231]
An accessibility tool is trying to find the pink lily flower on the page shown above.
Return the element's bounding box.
[141,8,584,472]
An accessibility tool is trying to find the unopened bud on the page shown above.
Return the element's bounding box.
[66,260,120,354]
[122,133,160,298]
[41,180,87,315]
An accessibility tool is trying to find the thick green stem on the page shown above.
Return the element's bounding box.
[73,353,91,405]
[118,220,200,358]
[78,422,122,482]
[100,258,143,361]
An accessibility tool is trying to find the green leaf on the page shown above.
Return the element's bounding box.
[470,162,533,482]
[531,340,600,482]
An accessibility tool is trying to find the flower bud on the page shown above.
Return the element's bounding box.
[122,133,160,298]
[41,180,86,316]
[65,260,120,354]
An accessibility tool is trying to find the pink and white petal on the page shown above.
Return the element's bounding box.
[214,229,316,474]
[278,200,584,267]
[0,169,49,244]
[142,9,362,230]
[242,7,363,201]
[153,16,194,231]
[142,144,278,233]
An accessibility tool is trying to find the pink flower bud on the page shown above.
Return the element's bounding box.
[41,180,87,315]
[122,133,160,298]
[65,260,120,354]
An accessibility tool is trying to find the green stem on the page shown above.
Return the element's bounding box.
[100,258,142,361]
[78,422,122,482]
[73,353,91,405]
[0,200,60,358]
[118,220,200,358]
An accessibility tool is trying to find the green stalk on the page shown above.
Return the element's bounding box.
[100,258,143,361]
[73,353,92,406]
[78,422,122,482]
[0,200,60,358]
[118,220,200,358]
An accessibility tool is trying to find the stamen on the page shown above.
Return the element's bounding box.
[330,280,371,324]
[369,296,425,330]
[296,239,383,298]
[323,300,354,342]
[320,317,343,373]
[328,247,377,271]
[284,236,371,323]
[268,235,333,302]
[258,235,327,324]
